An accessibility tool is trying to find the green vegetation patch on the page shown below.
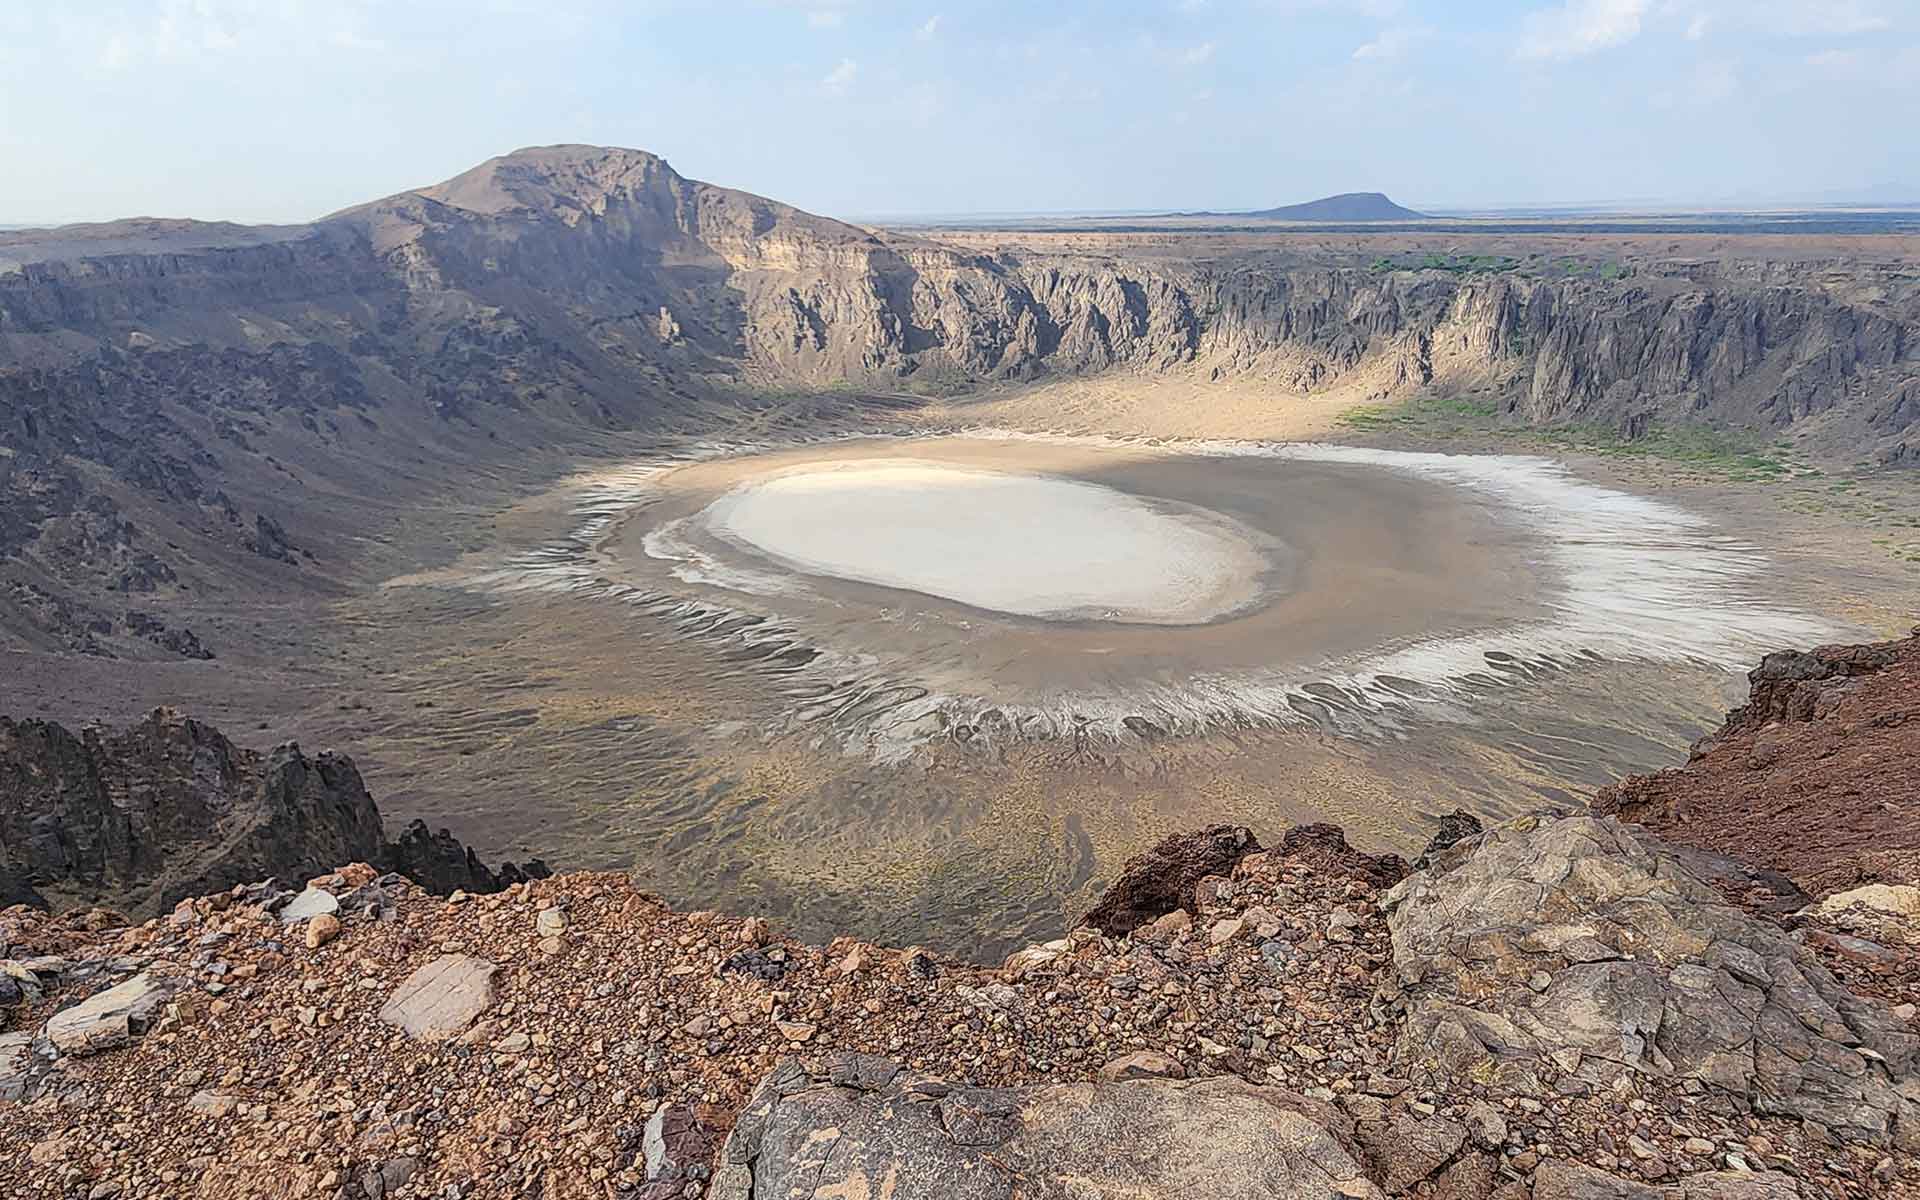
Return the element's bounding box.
[1341,393,1499,431]
[1370,253,1520,275]
[1339,393,1798,481]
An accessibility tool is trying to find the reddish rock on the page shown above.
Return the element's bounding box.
[1099,1051,1186,1082]
[1595,632,1920,900]
[1081,824,1262,936]
[1278,824,1410,890]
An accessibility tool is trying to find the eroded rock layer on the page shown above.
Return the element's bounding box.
[0,708,543,915]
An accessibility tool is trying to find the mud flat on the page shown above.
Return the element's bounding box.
[490,433,1835,758]
[289,429,1848,957]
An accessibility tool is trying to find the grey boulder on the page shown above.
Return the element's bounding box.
[714,1051,1385,1199]
[1381,815,1919,1150]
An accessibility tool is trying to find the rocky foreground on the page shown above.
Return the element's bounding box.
[3,641,1919,1199]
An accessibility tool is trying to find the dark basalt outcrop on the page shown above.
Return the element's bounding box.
[0,708,541,915]
[1277,821,1412,889]
[1080,823,1261,935]
[0,863,43,910]
[381,818,550,896]
[1410,808,1483,872]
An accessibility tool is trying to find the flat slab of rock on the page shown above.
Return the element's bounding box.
[0,1030,34,1101]
[1532,1160,1803,1198]
[278,887,340,924]
[715,1051,1385,1200]
[43,971,174,1057]
[377,954,496,1041]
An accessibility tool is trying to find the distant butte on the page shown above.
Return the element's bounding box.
[1240,191,1429,221]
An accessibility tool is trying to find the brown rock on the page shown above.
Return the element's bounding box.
[305,913,341,949]
[835,944,869,977]
[1278,823,1410,890]
[1593,633,1920,901]
[1002,940,1069,979]
[1098,1051,1186,1082]
[1081,824,1263,936]
[1147,909,1193,939]
[1356,1110,1468,1192]
[1207,917,1246,946]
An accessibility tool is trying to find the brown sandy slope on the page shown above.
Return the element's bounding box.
[1596,633,1920,1016]
[1595,630,1920,899]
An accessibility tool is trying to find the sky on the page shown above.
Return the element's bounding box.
[1,0,1917,225]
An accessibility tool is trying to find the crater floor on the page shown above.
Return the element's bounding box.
[561,433,1833,758]
[12,425,1881,961]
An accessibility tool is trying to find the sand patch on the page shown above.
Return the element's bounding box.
[914,371,1382,442]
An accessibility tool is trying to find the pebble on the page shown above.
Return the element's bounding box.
[305,914,342,949]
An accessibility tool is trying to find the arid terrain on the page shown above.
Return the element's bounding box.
[2,634,1917,1198]
[4,143,1920,1199]
[4,145,1919,958]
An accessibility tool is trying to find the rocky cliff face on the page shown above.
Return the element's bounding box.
[0,709,543,915]
[3,145,1917,650]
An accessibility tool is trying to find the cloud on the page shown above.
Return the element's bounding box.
[807,10,843,28]
[1352,25,1424,60]
[1805,47,1863,71]
[1747,0,1890,35]
[822,57,858,91]
[1675,1,1897,38]
[916,14,941,40]
[1175,41,1215,66]
[1515,0,1648,60]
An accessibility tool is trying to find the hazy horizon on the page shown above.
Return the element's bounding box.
[3,0,1917,226]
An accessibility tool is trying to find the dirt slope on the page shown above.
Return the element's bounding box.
[1595,631,1920,898]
